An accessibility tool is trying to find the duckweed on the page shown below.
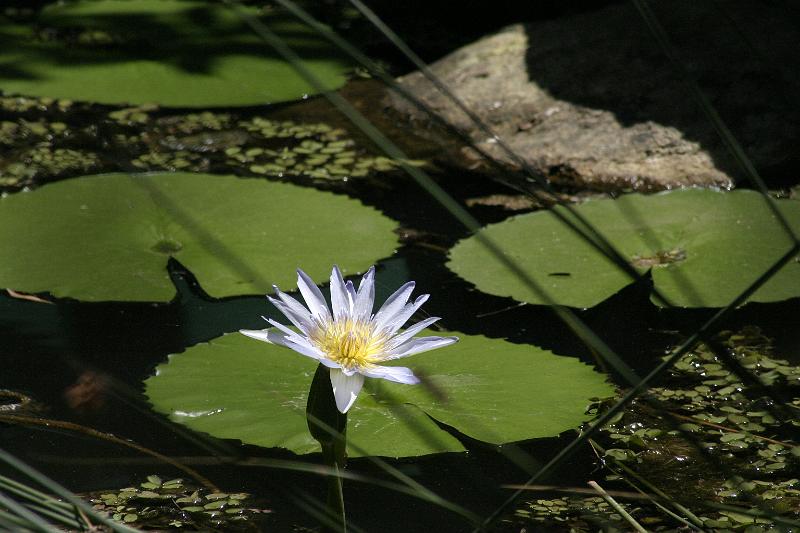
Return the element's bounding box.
[87,474,267,530]
[0,102,420,193]
[515,328,799,531]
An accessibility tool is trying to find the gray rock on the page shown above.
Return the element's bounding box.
[386,1,800,192]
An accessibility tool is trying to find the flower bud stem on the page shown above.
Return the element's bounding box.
[307,363,348,532]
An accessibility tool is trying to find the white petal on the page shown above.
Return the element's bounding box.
[330,369,364,413]
[329,265,350,318]
[384,316,441,352]
[267,295,312,333]
[318,357,342,369]
[296,269,331,322]
[353,266,376,321]
[265,318,310,345]
[344,280,357,305]
[284,339,327,360]
[381,294,430,335]
[373,281,415,330]
[386,335,458,360]
[272,287,313,325]
[361,364,420,384]
[239,328,275,343]
[240,328,324,361]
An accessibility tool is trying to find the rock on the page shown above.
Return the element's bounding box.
[386,1,800,192]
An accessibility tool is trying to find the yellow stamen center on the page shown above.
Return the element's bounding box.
[311,318,386,369]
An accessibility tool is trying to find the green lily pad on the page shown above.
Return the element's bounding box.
[0,0,351,106]
[0,172,397,301]
[448,189,800,308]
[144,331,613,457]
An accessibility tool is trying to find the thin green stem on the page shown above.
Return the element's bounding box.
[587,481,647,533]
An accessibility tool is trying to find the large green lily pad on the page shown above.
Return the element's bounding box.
[448,189,800,308]
[144,331,612,457]
[0,172,397,301]
[0,0,351,106]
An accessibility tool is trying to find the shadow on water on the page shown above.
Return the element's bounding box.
[521,0,800,187]
[335,0,623,71]
[0,5,340,78]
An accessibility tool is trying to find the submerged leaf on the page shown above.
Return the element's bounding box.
[0,0,352,106]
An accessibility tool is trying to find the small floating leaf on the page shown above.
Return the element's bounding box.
[720,432,747,442]
[204,500,226,510]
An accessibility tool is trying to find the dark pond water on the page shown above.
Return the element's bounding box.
[2,2,800,532]
[3,131,799,530]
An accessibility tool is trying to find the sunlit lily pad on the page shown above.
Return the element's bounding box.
[144,331,612,457]
[0,172,397,301]
[0,0,351,106]
[448,189,800,308]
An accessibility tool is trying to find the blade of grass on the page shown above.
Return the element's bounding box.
[0,476,76,515]
[0,490,61,533]
[588,480,648,533]
[0,507,40,531]
[0,448,142,533]
[0,414,218,492]
[17,502,84,531]
[704,501,800,528]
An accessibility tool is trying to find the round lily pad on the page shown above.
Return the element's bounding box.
[144,331,613,458]
[0,172,397,301]
[0,0,352,106]
[448,189,800,308]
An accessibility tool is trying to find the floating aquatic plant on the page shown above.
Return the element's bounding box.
[241,265,458,413]
[588,328,800,531]
[0,173,397,301]
[86,475,265,530]
[0,0,354,106]
[146,325,613,458]
[449,189,800,308]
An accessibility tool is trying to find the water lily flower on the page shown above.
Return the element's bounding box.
[241,266,458,413]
